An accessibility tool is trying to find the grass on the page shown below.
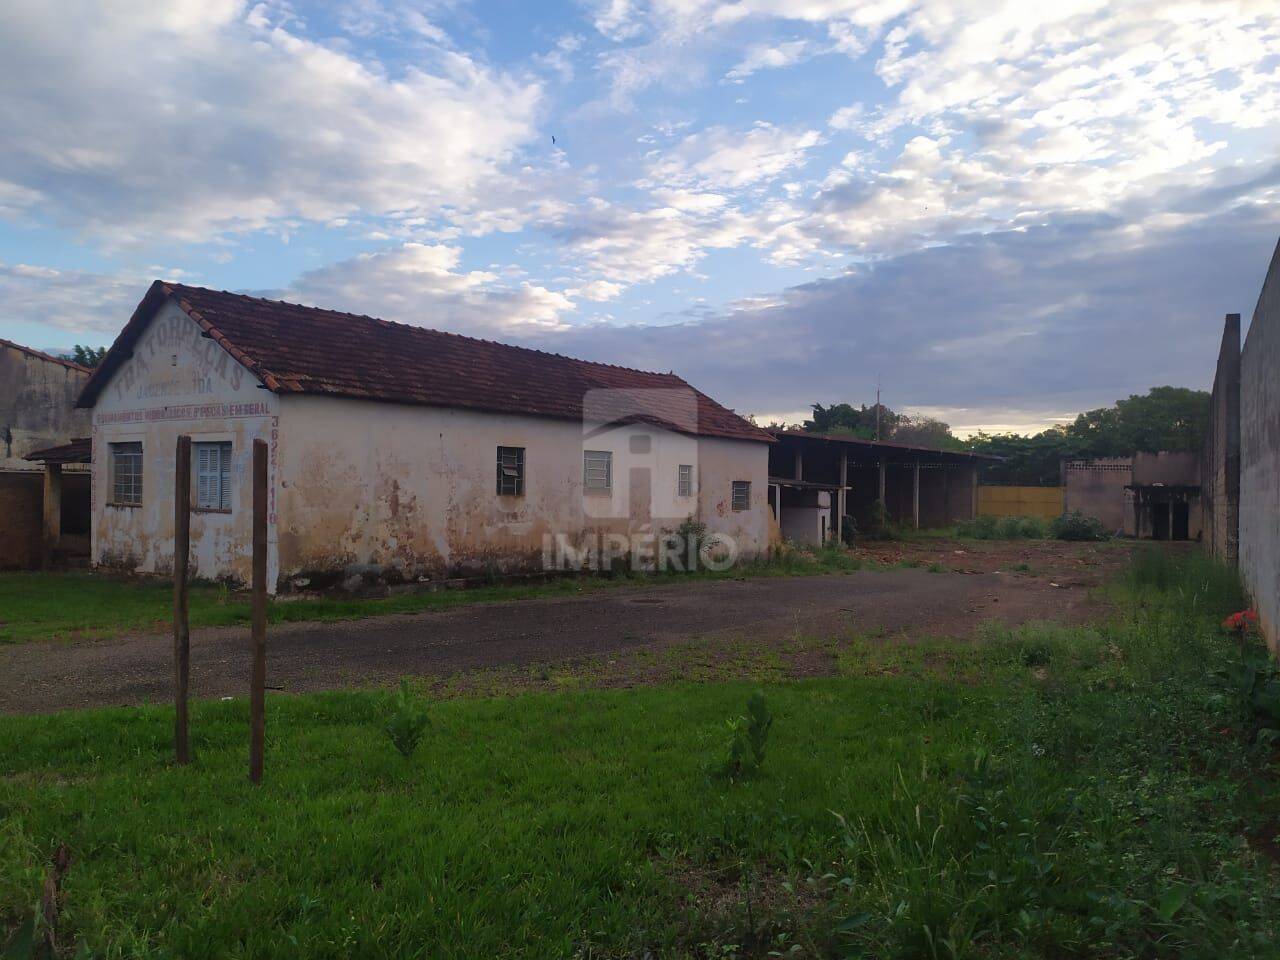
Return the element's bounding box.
[3,547,1279,957]
[0,545,878,645]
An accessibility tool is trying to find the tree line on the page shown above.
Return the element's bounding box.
[773,386,1209,487]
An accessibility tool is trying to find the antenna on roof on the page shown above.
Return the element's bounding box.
[875,374,881,442]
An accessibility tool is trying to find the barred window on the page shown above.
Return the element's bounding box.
[731,480,751,512]
[583,450,612,491]
[110,442,143,505]
[194,441,232,511]
[677,464,693,497]
[497,446,525,496]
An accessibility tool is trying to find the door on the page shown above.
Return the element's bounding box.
[1172,501,1190,541]
[1151,502,1170,541]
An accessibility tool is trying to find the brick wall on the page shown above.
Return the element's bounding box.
[0,472,42,569]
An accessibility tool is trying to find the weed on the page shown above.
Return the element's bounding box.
[1051,509,1109,541]
[383,680,430,758]
[713,691,774,781]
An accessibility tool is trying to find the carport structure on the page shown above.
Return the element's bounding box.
[767,431,999,545]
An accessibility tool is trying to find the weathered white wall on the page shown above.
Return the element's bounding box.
[91,300,279,586]
[275,394,770,582]
[1,343,91,472]
[1240,240,1280,653]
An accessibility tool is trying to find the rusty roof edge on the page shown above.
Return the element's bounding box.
[769,429,1003,461]
[0,338,92,374]
[280,386,773,443]
[169,289,285,393]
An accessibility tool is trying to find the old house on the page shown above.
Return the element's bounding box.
[0,338,92,568]
[76,282,774,591]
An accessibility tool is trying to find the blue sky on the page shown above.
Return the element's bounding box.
[1,0,1278,433]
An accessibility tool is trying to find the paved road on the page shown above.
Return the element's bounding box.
[0,569,1095,714]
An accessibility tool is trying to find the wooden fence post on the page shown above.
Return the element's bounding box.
[249,438,268,784]
[174,435,191,765]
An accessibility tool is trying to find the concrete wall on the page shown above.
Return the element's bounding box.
[91,299,281,586]
[1132,451,1200,486]
[0,341,91,473]
[1202,314,1241,564]
[1063,459,1131,532]
[275,394,770,584]
[1240,239,1280,652]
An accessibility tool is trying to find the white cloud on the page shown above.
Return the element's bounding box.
[287,243,576,336]
[0,1,542,244]
[0,262,148,335]
[645,122,823,190]
[725,40,810,81]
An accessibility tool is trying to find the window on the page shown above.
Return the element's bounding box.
[583,450,612,491]
[731,480,751,512]
[497,446,525,496]
[194,441,232,511]
[110,442,143,505]
[677,464,693,497]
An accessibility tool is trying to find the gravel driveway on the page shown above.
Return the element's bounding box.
[0,566,1104,714]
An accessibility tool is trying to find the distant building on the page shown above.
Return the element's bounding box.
[0,339,92,568]
[76,282,774,591]
[1063,453,1202,540]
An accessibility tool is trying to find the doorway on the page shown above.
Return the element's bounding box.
[1151,502,1170,541]
[1171,501,1190,541]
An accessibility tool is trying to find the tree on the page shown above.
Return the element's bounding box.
[1066,386,1209,455]
[893,416,964,450]
[60,344,106,368]
[964,386,1211,486]
[804,402,902,440]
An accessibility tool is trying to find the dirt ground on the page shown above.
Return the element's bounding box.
[0,539,1130,714]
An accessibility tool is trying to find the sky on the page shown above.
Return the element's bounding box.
[1,0,1278,436]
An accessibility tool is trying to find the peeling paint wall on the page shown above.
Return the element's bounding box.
[0,343,91,472]
[91,300,279,586]
[275,394,770,582]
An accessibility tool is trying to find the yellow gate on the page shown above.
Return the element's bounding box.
[977,486,1064,519]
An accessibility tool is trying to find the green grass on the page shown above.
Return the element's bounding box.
[3,548,1278,958]
[0,547,879,645]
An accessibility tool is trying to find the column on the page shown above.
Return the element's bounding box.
[42,462,62,570]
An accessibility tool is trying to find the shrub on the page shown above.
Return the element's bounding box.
[1018,516,1047,538]
[383,680,430,759]
[1051,510,1108,541]
[714,691,773,781]
[955,515,999,539]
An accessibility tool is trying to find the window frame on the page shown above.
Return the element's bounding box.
[496,445,526,497]
[677,463,693,498]
[583,449,613,493]
[109,441,143,507]
[731,480,751,512]
[193,441,233,513]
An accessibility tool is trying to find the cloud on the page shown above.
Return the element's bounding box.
[0,1,542,244]
[0,262,148,335]
[284,243,576,336]
[645,122,823,190]
[536,201,1280,430]
[725,40,810,81]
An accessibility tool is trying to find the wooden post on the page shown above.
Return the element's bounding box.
[913,459,921,530]
[878,460,886,512]
[249,438,268,784]
[173,435,191,765]
[837,454,847,543]
[41,462,62,571]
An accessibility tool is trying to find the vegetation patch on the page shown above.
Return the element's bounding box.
[2,548,1277,957]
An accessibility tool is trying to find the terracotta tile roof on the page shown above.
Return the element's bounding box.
[79,282,772,443]
[0,337,91,373]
